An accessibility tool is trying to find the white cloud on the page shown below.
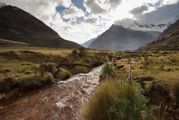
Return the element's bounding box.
[107,0,121,9]
[84,0,106,14]
[62,5,85,19]
[57,0,72,7]
[0,0,179,44]
[130,5,148,15]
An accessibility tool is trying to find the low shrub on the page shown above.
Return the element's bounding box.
[40,62,58,76]
[0,77,17,92]
[0,68,11,74]
[145,81,179,120]
[71,66,89,74]
[102,63,116,75]
[79,47,86,57]
[91,60,104,68]
[100,63,118,81]
[81,80,155,120]
[0,51,20,60]
[71,49,78,58]
[141,56,153,69]
[0,73,54,93]
[56,68,72,80]
[134,76,154,89]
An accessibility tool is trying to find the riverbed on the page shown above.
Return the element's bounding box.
[0,66,102,120]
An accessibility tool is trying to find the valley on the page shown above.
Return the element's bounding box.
[0,47,178,120]
[0,1,179,120]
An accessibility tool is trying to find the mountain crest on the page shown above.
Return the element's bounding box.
[139,19,179,51]
[89,24,160,51]
[0,5,81,48]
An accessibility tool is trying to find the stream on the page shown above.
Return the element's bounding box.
[0,66,102,120]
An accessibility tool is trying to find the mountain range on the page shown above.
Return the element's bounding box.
[139,19,179,51]
[0,5,81,48]
[88,25,160,51]
[0,4,178,51]
[114,19,172,32]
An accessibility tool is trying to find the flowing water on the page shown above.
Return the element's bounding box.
[0,66,102,120]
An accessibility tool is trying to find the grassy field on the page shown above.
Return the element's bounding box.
[82,51,179,120]
[1,48,178,89]
[0,46,106,92]
[0,47,69,80]
[1,46,179,119]
[114,51,179,85]
[0,46,74,56]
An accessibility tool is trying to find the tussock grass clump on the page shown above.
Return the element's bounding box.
[71,47,87,58]
[17,73,54,90]
[71,66,89,74]
[71,49,78,58]
[0,51,20,60]
[0,73,54,93]
[100,63,118,81]
[81,80,154,120]
[145,80,179,120]
[91,57,104,68]
[141,56,153,69]
[57,68,72,80]
[102,64,116,75]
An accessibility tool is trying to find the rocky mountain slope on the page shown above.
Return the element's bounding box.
[0,5,81,48]
[139,20,179,51]
[89,25,160,51]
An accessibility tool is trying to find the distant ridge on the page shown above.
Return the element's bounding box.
[139,20,179,51]
[89,25,160,51]
[82,39,95,48]
[0,5,81,48]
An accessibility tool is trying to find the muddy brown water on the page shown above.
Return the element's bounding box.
[0,66,102,120]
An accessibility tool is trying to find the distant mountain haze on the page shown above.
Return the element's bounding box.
[82,39,95,48]
[0,5,81,48]
[139,19,179,51]
[89,25,160,51]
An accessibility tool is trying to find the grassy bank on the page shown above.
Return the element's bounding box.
[81,51,179,120]
[0,47,105,93]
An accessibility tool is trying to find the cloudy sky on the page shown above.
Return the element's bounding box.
[0,0,179,43]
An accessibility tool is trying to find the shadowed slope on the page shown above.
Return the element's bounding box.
[0,5,81,48]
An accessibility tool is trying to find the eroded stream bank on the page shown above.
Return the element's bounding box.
[0,66,102,120]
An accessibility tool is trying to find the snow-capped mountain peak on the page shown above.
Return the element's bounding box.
[114,19,173,32]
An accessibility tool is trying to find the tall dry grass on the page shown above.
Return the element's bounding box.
[81,80,154,120]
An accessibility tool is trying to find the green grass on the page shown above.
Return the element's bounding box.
[0,46,106,92]
[81,51,179,120]
[114,51,179,120]
[57,68,72,80]
[0,72,54,93]
[81,80,155,120]
[100,63,119,82]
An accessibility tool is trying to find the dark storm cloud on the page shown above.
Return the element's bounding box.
[138,2,179,24]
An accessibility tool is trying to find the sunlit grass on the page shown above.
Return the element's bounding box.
[81,80,155,120]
